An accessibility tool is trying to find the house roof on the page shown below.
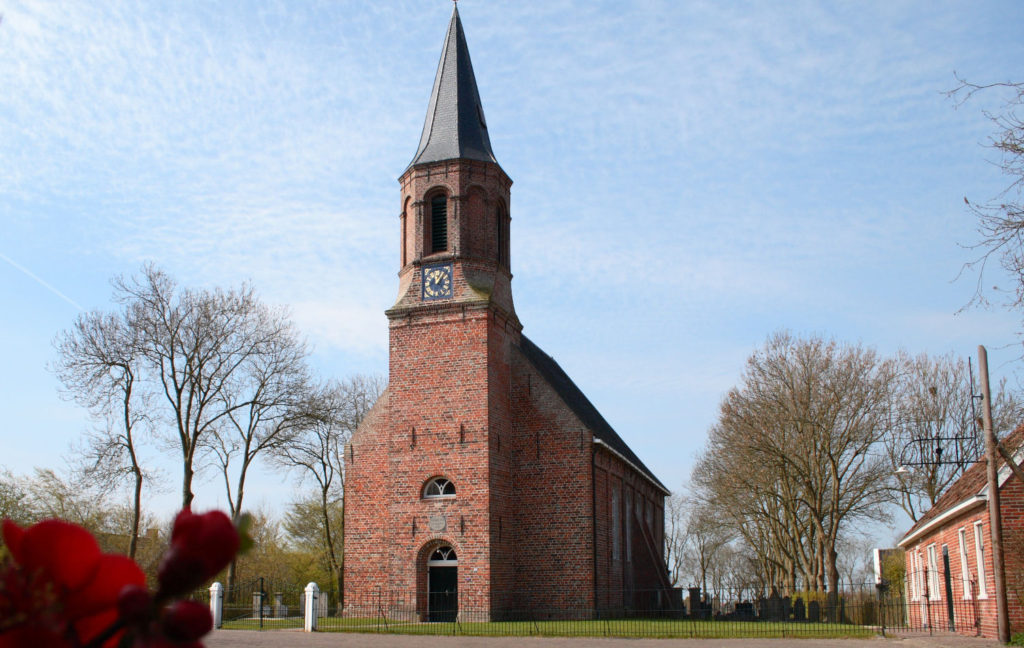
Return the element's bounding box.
[899,424,1024,547]
[407,6,498,170]
[518,335,670,495]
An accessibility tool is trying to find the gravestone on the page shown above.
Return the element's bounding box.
[688,587,702,618]
[765,591,783,621]
[793,596,806,621]
[735,601,755,619]
[273,592,287,618]
[808,599,821,622]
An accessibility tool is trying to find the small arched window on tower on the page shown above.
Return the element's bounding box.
[430,194,448,254]
[423,477,456,499]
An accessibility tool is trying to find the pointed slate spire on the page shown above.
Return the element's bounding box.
[408,6,498,168]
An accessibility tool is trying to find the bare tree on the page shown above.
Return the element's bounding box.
[114,265,289,508]
[684,501,731,596]
[200,305,311,591]
[53,311,149,558]
[663,493,688,586]
[835,533,876,588]
[885,351,1023,522]
[0,470,34,526]
[695,332,895,600]
[275,375,386,599]
[20,468,106,531]
[949,77,1024,312]
[694,419,819,593]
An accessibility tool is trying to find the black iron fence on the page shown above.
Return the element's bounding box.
[195,578,305,630]
[195,580,989,637]
[315,583,949,637]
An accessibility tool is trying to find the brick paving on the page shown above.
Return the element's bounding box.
[205,629,1002,648]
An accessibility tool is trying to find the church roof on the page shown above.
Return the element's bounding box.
[519,335,670,495]
[408,6,498,169]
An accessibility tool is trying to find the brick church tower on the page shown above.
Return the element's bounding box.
[344,6,675,621]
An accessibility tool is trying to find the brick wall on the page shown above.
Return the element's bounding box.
[593,447,668,612]
[508,347,595,612]
[903,475,1024,637]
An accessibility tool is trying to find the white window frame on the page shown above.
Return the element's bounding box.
[974,522,988,598]
[427,545,458,566]
[958,528,972,599]
[423,477,456,499]
[927,544,941,600]
[913,548,921,597]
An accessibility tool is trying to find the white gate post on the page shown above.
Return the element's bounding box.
[304,582,320,632]
[209,582,224,628]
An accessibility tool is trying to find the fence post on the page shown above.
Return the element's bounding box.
[258,577,265,630]
[876,582,885,637]
[209,582,223,629]
[304,582,320,632]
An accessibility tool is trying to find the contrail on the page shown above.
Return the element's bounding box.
[0,251,84,311]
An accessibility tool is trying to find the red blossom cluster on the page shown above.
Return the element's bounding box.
[0,509,240,648]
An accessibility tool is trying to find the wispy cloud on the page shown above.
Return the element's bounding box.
[2,0,1023,501]
[0,251,83,311]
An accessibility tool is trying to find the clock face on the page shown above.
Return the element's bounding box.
[422,263,453,300]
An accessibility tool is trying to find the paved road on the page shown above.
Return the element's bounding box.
[205,630,1002,648]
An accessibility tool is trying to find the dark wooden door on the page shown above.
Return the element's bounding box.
[428,566,457,622]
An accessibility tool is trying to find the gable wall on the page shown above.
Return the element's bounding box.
[902,475,1024,638]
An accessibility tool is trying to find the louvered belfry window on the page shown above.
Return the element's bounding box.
[431,195,448,253]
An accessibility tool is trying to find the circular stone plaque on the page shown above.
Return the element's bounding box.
[428,514,447,532]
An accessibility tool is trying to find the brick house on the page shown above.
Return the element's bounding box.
[897,426,1024,637]
[342,7,674,621]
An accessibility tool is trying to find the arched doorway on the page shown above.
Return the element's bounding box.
[427,545,458,622]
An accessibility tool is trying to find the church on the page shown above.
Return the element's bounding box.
[343,6,675,621]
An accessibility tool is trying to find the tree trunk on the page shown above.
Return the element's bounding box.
[825,543,841,621]
[183,462,194,509]
[225,457,251,594]
[129,465,142,559]
[227,559,238,593]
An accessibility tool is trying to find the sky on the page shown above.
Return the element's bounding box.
[2,0,1024,542]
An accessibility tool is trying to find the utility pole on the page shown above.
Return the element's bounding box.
[978,345,1009,644]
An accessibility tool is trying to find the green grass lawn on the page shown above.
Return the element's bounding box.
[221,616,304,630]
[313,617,876,639]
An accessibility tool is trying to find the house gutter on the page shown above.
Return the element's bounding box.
[897,495,987,548]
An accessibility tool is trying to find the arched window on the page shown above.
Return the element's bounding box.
[430,194,448,254]
[428,546,457,564]
[423,477,455,498]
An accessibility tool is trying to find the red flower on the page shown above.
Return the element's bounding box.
[1,509,239,648]
[157,509,238,597]
[161,601,212,642]
[0,519,146,648]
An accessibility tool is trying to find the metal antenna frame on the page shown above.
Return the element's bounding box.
[895,359,983,471]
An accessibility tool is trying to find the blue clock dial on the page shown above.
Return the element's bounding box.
[422,263,453,300]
